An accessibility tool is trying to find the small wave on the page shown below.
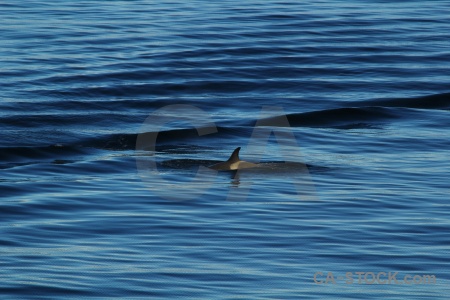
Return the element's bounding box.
[33,80,264,98]
[0,145,87,169]
[359,92,450,110]
[260,106,398,129]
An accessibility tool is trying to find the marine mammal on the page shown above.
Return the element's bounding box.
[209,147,258,170]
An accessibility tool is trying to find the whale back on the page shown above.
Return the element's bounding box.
[209,147,258,170]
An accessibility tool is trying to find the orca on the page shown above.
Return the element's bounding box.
[209,147,258,171]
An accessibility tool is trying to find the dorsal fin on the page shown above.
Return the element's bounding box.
[227,147,241,163]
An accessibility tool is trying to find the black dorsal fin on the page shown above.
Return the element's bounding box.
[227,147,241,163]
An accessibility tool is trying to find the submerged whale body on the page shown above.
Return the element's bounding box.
[209,147,258,170]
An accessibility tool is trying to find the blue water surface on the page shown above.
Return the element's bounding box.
[1,0,450,298]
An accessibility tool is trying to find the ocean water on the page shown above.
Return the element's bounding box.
[1,0,450,298]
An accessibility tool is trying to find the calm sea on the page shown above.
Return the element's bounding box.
[1,0,450,298]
